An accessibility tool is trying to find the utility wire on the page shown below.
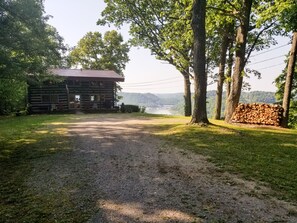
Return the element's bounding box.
[122,83,182,90]
[249,54,286,65]
[250,43,289,58]
[121,79,182,87]
[122,76,181,86]
[256,62,286,71]
[122,83,182,89]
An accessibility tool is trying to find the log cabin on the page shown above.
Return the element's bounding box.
[28,69,124,113]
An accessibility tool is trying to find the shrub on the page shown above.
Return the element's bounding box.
[120,103,140,113]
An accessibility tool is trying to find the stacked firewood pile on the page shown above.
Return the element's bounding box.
[231,103,283,126]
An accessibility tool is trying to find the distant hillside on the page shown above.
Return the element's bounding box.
[119,91,276,116]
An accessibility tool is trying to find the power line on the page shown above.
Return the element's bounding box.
[250,43,289,58]
[121,83,182,90]
[249,54,286,65]
[121,79,182,87]
[256,62,286,71]
[122,76,181,86]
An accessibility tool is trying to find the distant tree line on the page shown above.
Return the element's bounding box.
[119,91,277,117]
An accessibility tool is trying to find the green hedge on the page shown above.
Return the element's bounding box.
[120,104,142,113]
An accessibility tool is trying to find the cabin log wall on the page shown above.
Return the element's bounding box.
[28,78,117,113]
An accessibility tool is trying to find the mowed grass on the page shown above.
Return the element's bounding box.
[0,114,84,223]
[154,119,297,203]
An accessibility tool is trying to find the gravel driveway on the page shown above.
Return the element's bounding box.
[27,115,297,222]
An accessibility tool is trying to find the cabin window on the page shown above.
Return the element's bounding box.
[90,95,101,102]
[75,95,80,102]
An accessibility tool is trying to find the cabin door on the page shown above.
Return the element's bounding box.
[69,94,81,109]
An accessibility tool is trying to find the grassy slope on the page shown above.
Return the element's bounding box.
[154,118,297,202]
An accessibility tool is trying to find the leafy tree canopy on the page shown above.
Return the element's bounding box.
[69,31,130,75]
[98,0,192,76]
[0,0,65,79]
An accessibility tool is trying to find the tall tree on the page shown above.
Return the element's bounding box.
[282,33,297,127]
[279,1,297,127]
[224,0,253,122]
[70,31,130,75]
[0,0,64,79]
[98,0,194,116]
[0,0,65,114]
[275,54,297,128]
[191,0,208,124]
[214,23,234,119]
[258,0,297,127]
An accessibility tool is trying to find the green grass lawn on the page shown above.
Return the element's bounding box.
[154,119,297,203]
[0,114,77,223]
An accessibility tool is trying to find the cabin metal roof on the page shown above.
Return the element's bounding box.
[50,69,124,82]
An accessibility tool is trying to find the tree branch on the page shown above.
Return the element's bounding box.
[244,22,276,66]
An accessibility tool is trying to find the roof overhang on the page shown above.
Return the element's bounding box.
[49,69,125,82]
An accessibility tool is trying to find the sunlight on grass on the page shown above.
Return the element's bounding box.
[35,130,49,134]
[11,138,37,144]
[153,118,297,203]
[0,114,77,223]
[52,128,68,135]
[50,122,69,125]
[280,143,297,148]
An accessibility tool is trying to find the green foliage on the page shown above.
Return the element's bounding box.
[0,0,65,115]
[255,0,296,32]
[98,0,192,75]
[0,79,27,115]
[121,104,141,113]
[156,119,297,202]
[0,0,65,79]
[70,31,130,75]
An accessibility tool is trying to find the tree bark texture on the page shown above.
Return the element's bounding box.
[182,72,192,116]
[190,0,209,124]
[214,33,229,120]
[225,0,253,122]
[225,38,234,100]
[281,32,297,127]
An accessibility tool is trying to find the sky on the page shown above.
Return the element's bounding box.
[44,0,292,94]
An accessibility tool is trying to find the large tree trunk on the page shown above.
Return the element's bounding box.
[225,0,253,122]
[190,0,208,125]
[182,71,192,116]
[281,32,297,127]
[214,33,229,120]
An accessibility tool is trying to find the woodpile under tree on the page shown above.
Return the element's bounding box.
[231,103,283,126]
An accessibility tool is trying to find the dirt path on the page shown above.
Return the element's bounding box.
[27,115,297,222]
